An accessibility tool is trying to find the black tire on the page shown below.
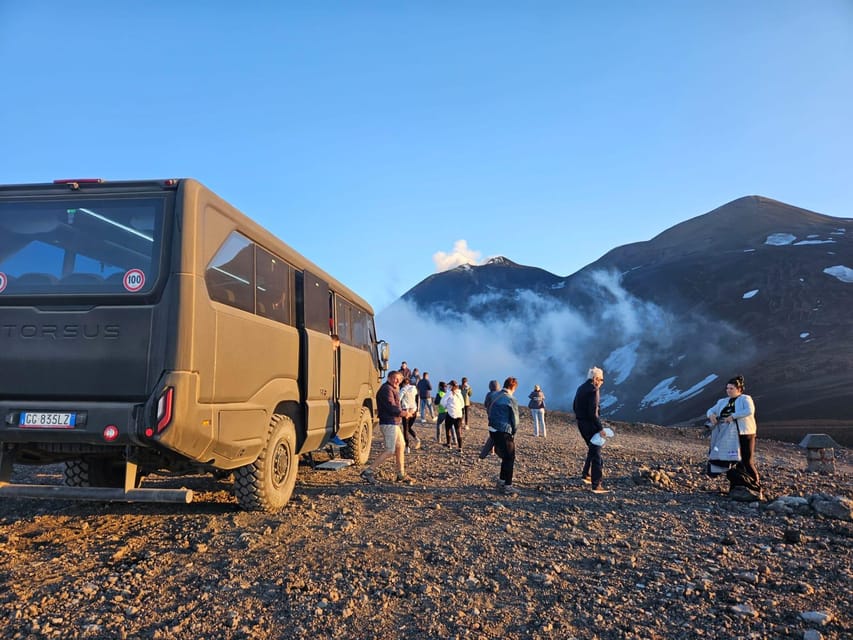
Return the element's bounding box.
[234,414,298,512]
[63,459,91,487]
[343,408,373,466]
[64,458,134,488]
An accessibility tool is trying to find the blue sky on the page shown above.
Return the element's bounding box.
[2,1,851,311]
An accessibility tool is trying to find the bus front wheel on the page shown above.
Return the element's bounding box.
[343,408,373,466]
[234,414,298,512]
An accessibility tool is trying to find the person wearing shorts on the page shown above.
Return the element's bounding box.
[361,370,415,484]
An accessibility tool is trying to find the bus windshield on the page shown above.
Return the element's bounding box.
[0,195,169,296]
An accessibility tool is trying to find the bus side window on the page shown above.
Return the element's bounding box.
[256,246,292,325]
[301,271,329,332]
[205,232,254,313]
[352,308,371,351]
[336,297,351,345]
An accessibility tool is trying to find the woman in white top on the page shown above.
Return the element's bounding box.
[399,378,421,452]
[440,380,465,451]
[706,375,759,483]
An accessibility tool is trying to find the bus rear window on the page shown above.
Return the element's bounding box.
[0,196,167,296]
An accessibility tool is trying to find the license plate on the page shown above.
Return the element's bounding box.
[19,412,77,429]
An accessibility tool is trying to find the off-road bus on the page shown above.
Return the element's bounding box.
[0,178,388,511]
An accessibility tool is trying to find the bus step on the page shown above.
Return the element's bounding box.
[0,482,194,504]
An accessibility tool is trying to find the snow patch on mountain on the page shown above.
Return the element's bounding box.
[600,393,618,410]
[742,289,759,299]
[640,374,719,408]
[795,239,835,245]
[604,341,640,385]
[766,233,797,246]
[823,265,853,283]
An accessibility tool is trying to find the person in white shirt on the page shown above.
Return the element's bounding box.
[399,377,420,453]
[440,380,465,452]
[706,375,759,484]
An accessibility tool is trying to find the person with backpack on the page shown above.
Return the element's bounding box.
[527,384,547,437]
[707,375,760,488]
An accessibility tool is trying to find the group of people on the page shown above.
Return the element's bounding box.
[360,362,761,498]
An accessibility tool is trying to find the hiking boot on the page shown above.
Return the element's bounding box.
[501,483,518,495]
[582,476,592,485]
[396,473,415,485]
[591,486,610,494]
[360,468,377,484]
[414,438,422,450]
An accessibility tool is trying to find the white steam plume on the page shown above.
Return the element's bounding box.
[433,240,481,272]
[376,268,748,418]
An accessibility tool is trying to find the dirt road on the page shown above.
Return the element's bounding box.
[1,406,850,639]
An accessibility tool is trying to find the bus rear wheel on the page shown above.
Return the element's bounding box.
[234,414,298,512]
[64,458,136,488]
[343,408,372,466]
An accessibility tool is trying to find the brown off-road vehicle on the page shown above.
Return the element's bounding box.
[0,178,387,511]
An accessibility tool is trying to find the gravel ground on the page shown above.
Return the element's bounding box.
[0,405,850,640]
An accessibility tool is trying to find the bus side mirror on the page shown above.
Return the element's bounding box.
[378,341,390,372]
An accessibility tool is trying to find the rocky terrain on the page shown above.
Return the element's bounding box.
[0,404,850,640]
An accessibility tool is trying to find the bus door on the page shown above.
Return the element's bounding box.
[299,271,336,447]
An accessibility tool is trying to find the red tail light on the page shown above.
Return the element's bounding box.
[152,387,174,435]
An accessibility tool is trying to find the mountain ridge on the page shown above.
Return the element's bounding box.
[381,196,853,437]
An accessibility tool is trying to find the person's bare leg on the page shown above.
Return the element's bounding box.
[395,438,406,476]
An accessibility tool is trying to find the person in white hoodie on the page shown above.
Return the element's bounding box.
[707,375,759,484]
[399,377,421,453]
[440,380,465,452]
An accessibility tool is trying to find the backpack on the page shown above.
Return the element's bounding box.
[726,463,761,492]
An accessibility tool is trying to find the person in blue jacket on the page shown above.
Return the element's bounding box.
[487,377,520,495]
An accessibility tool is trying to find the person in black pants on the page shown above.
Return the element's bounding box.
[487,377,520,494]
[707,375,760,485]
[573,367,609,494]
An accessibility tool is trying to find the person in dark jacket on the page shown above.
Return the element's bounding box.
[527,385,546,437]
[416,373,434,422]
[573,367,609,494]
[488,377,520,494]
[361,370,414,484]
[479,380,501,459]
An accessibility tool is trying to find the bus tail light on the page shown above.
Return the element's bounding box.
[149,387,174,436]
